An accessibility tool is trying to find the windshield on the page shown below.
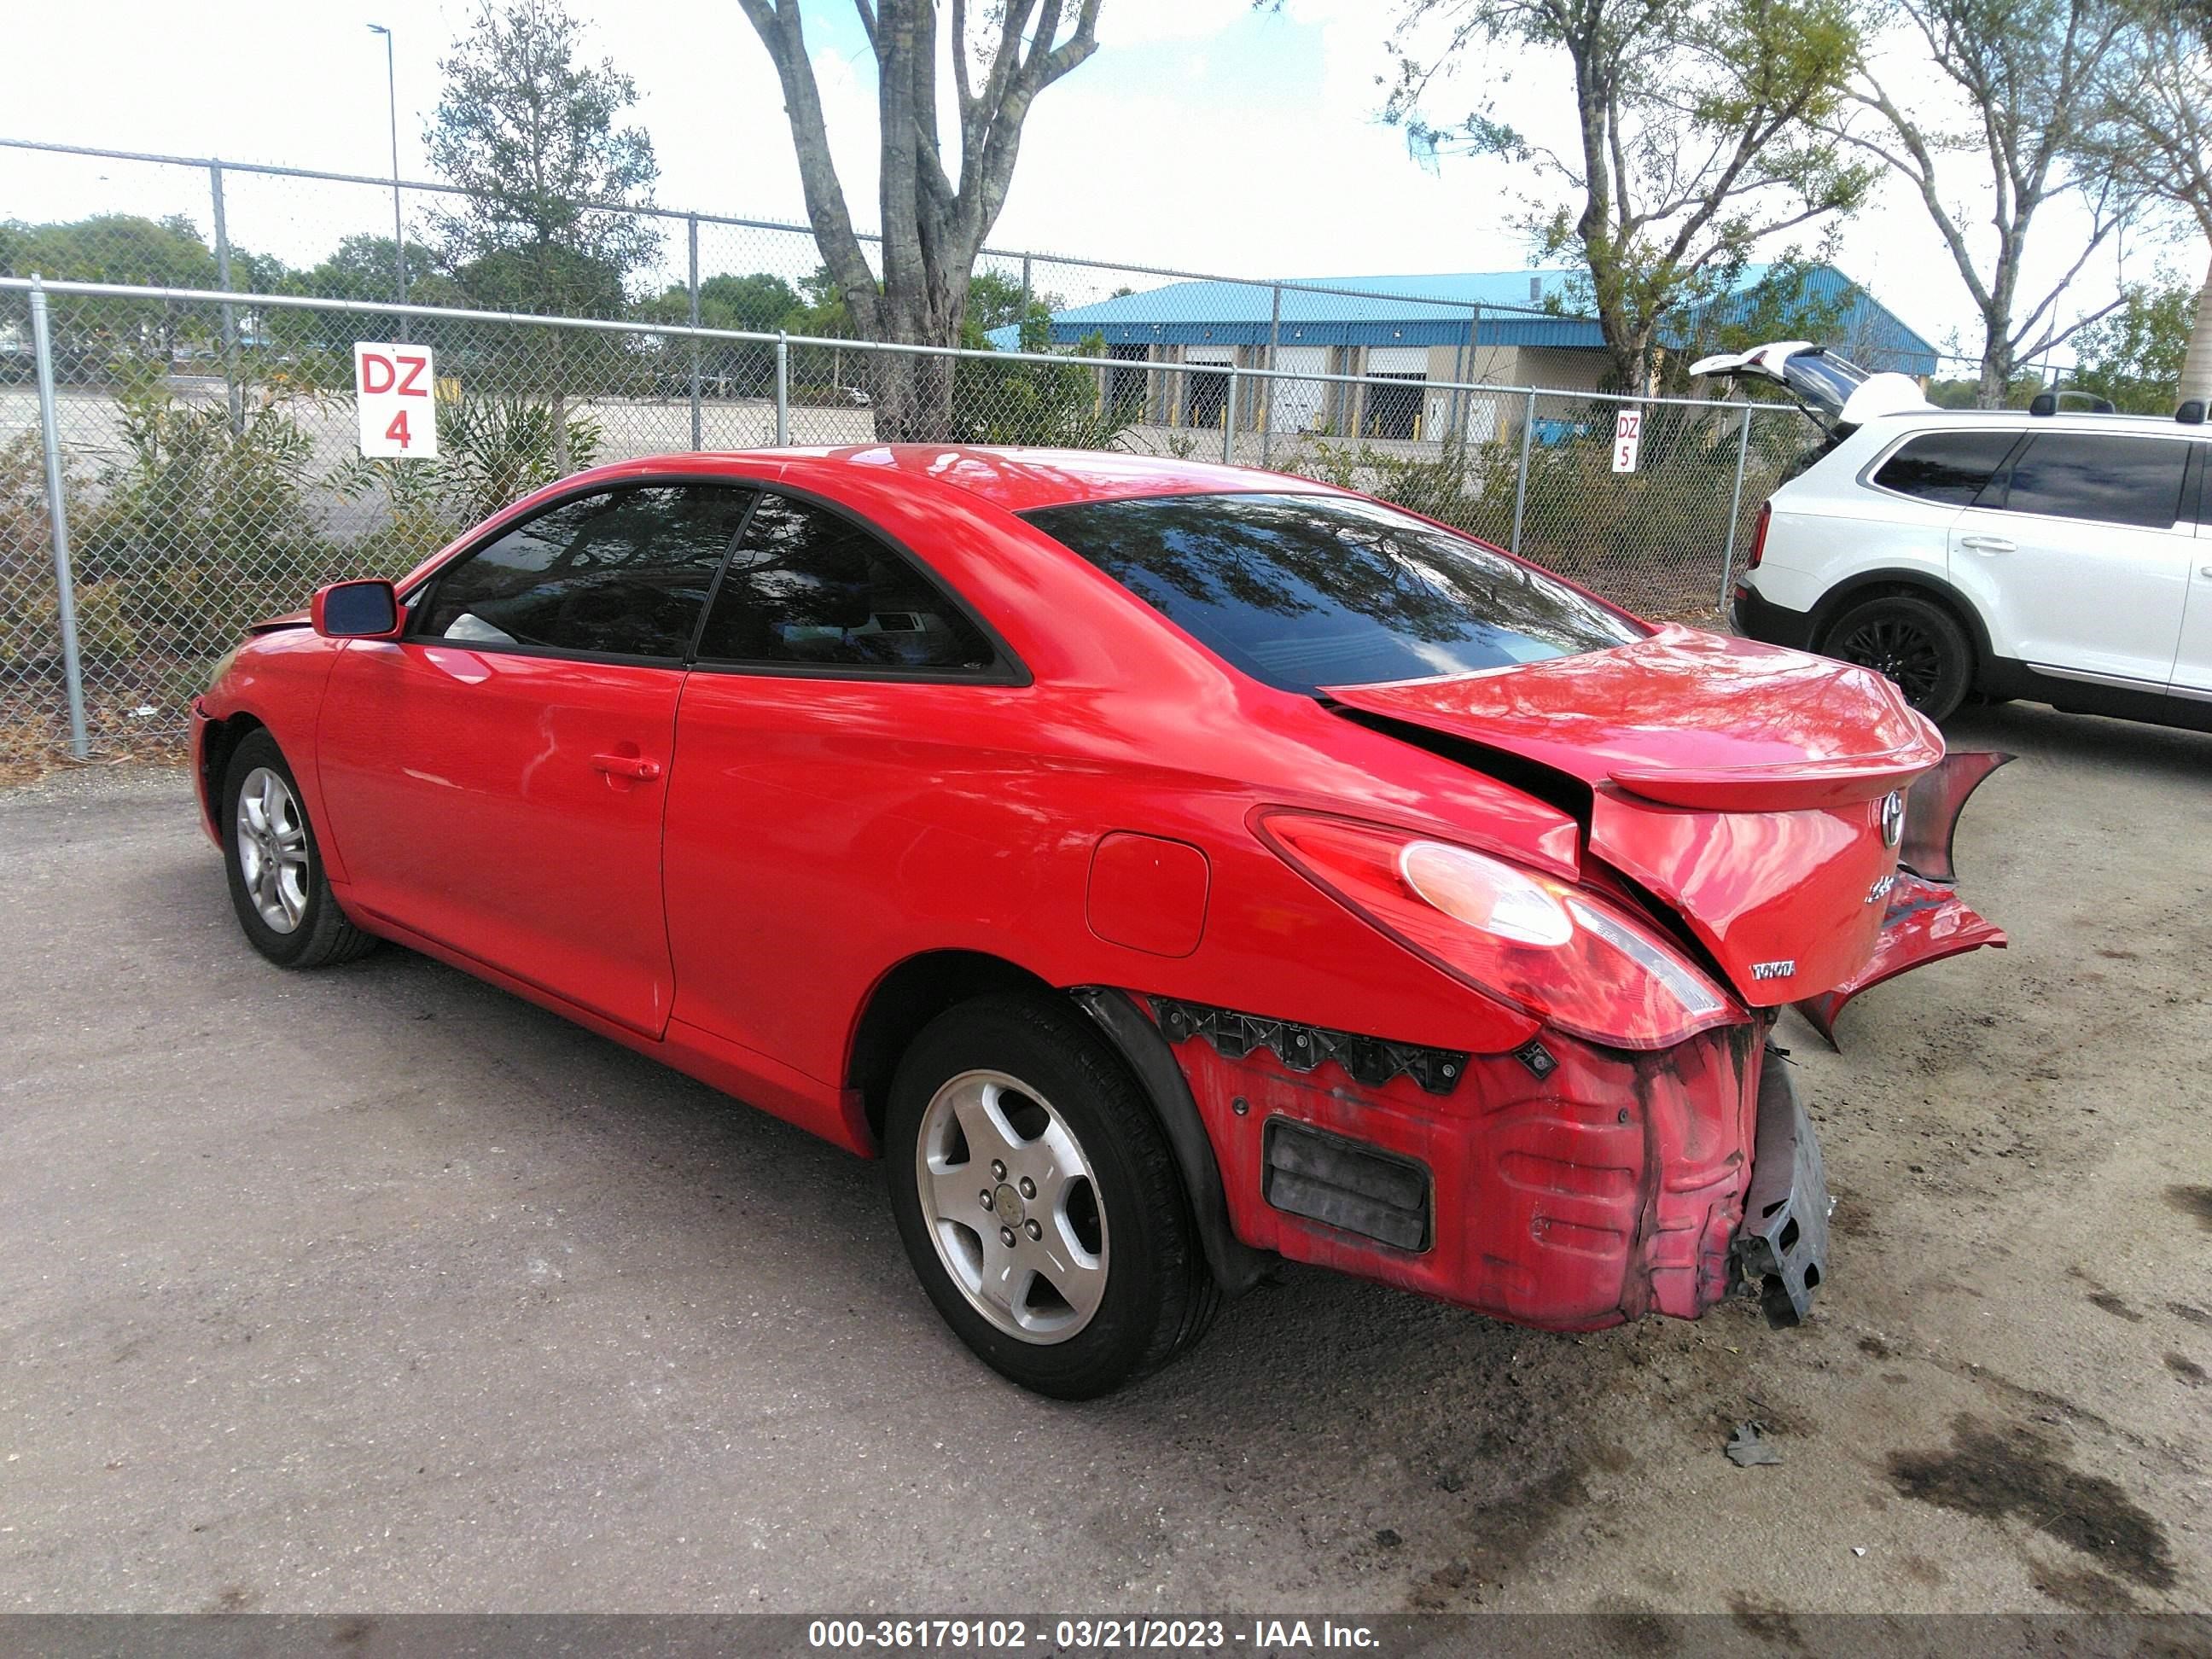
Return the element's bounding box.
[1022,492,1641,695]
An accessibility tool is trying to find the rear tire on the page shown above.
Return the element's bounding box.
[221,729,378,969]
[1819,593,1973,722]
[885,992,1218,1399]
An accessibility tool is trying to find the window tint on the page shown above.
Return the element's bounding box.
[1022,492,1641,696]
[1871,430,2020,506]
[418,485,752,657]
[1991,433,2191,529]
[694,492,998,672]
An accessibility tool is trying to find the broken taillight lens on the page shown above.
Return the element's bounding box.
[1746,500,1771,570]
[1255,810,1738,1050]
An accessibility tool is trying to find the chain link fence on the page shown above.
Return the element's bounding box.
[0,272,1816,764]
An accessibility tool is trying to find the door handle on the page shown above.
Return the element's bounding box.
[1959,535,2015,554]
[591,752,663,782]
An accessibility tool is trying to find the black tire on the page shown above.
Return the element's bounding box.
[1819,592,1974,722]
[885,992,1219,1399]
[220,729,378,969]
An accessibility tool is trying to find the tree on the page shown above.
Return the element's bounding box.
[1389,0,1874,392]
[2084,2,2211,403]
[634,271,803,394]
[1840,0,2132,407]
[734,0,1105,441]
[0,214,225,370]
[2069,278,2197,410]
[426,0,661,468]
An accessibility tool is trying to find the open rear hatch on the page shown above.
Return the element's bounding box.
[1324,626,2005,1037]
[1688,341,1933,436]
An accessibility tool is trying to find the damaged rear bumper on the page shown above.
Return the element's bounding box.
[1731,1049,1830,1326]
[1793,750,2011,1047]
[1150,998,1819,1333]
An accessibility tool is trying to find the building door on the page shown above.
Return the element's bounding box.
[1364,373,1425,440]
[1184,346,1235,430]
[1269,345,1329,434]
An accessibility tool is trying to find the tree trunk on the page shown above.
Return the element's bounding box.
[2182,247,2212,409]
[864,289,963,443]
[1976,335,2016,410]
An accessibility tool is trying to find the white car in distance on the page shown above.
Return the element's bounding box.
[1701,340,2211,730]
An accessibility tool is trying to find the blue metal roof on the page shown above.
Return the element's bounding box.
[992,263,1936,375]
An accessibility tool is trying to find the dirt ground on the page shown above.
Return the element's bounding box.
[0,698,2207,1620]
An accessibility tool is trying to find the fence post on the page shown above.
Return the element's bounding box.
[208,160,243,435]
[774,332,789,446]
[29,278,90,761]
[1720,399,1755,618]
[1262,283,1283,467]
[687,214,702,451]
[1020,253,1033,317]
[1510,388,1536,555]
[1223,365,1238,464]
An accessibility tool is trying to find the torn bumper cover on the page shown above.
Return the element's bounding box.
[1732,1049,1831,1327]
[1794,750,2012,1047]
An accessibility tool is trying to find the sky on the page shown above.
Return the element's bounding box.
[4,0,2186,373]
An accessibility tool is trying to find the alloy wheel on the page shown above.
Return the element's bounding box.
[1831,614,1944,707]
[914,1068,1109,1343]
[235,765,311,934]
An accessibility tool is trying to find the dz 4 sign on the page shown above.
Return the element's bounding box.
[354,343,439,458]
[1611,406,1642,474]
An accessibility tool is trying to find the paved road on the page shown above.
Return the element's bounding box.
[2,702,2209,1617]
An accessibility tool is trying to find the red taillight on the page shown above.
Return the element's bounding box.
[1254,810,1738,1051]
[1746,500,1772,570]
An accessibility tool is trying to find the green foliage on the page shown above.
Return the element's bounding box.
[1278,402,1787,618]
[59,359,341,682]
[425,0,661,317]
[332,393,603,558]
[951,295,1133,447]
[632,271,804,395]
[1926,372,2047,409]
[0,213,218,287]
[2069,282,2197,413]
[1394,0,1872,389]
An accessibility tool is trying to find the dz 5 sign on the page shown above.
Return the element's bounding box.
[354,343,439,458]
[1611,407,1642,474]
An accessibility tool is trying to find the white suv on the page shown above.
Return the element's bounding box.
[1697,341,2211,728]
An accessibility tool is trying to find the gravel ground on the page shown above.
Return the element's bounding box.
[1,700,2208,1619]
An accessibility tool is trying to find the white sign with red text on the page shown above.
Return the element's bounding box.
[1611,407,1642,474]
[354,342,439,458]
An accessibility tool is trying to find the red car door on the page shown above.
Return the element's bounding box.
[661,487,1028,1080]
[315,482,754,1035]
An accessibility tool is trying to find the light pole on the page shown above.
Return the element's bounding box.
[367,23,406,322]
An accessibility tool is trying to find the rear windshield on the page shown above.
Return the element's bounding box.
[1783,349,1870,413]
[1022,492,1640,694]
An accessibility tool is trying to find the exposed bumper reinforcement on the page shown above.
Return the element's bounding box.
[1732,1049,1831,1327]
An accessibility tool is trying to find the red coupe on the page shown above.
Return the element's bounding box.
[192,447,2006,1398]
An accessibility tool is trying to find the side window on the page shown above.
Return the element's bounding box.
[694,492,999,672]
[1870,430,2021,506]
[416,485,754,658]
[1987,433,2192,530]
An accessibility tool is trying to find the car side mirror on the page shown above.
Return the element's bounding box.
[311,579,404,640]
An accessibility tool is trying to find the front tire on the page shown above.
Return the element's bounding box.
[885,993,1218,1399]
[221,729,377,969]
[1819,592,1973,722]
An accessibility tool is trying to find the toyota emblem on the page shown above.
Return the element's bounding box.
[1879,789,1906,849]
